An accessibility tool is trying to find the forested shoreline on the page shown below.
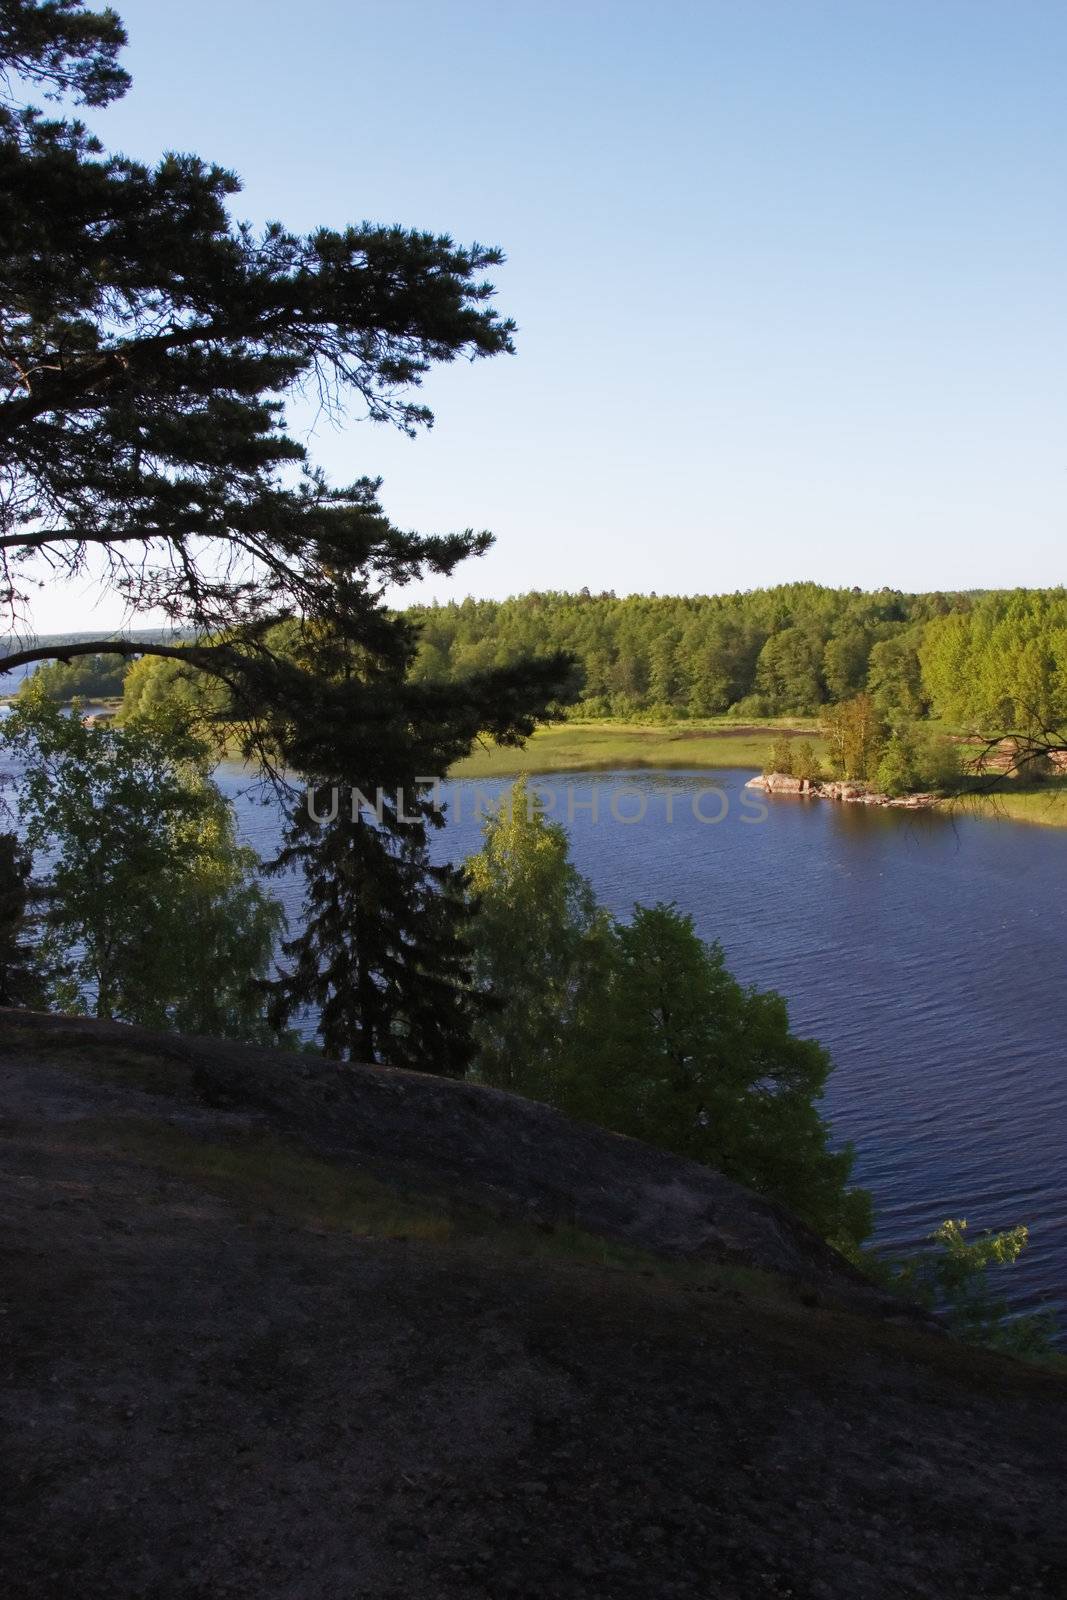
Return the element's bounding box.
[16,585,1067,740]
[406,584,1067,729]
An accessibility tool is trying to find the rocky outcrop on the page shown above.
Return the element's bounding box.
[752,771,811,795]
[0,1008,903,1311]
[748,772,936,809]
[2,1009,1066,1600]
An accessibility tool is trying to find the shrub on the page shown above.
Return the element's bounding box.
[888,1219,1058,1358]
[791,739,822,783]
[767,735,794,776]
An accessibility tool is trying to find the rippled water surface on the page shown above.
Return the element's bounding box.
[224,765,1067,1321]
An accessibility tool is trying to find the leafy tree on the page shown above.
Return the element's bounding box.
[0,0,128,106]
[869,725,957,797]
[465,792,870,1250]
[0,829,45,1005]
[875,727,923,797]
[647,631,682,713]
[822,628,870,702]
[821,694,887,781]
[920,591,1067,775]
[465,777,612,1098]
[21,652,128,701]
[559,903,871,1249]
[867,631,927,719]
[0,5,515,670]
[767,734,794,776]
[920,735,964,794]
[0,1,571,755]
[894,1219,1057,1358]
[2,685,282,1036]
[755,627,825,713]
[399,583,988,723]
[791,739,822,783]
[118,650,227,723]
[267,785,476,1074]
[264,633,571,1071]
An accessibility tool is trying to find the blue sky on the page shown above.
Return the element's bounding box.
[41,0,1067,627]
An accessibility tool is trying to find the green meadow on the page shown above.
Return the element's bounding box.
[449,717,823,779]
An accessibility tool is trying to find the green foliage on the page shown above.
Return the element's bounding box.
[767,734,794,776]
[915,732,964,794]
[23,653,128,701]
[262,629,574,1075]
[2,685,283,1039]
[919,590,1067,739]
[821,694,887,781]
[764,736,821,783]
[0,830,46,1005]
[268,781,478,1075]
[0,1,129,110]
[822,628,870,702]
[0,5,517,641]
[867,630,928,718]
[821,702,963,797]
[406,585,974,720]
[465,777,613,1099]
[403,586,1067,780]
[119,651,228,724]
[466,788,871,1250]
[562,904,870,1249]
[875,727,922,797]
[1,3,569,756]
[893,1219,1058,1358]
[755,627,825,712]
[790,739,822,783]
[0,6,581,1072]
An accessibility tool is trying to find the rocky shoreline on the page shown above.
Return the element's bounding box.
[746,772,937,810]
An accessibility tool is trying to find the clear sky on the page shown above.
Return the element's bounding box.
[35,0,1067,629]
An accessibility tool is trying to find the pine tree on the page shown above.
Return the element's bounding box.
[0,829,45,1006]
[263,630,574,1068]
[0,4,576,1069]
[268,788,475,1073]
[0,2,571,741]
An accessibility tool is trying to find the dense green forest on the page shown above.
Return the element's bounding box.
[24,585,1067,741]
[408,584,1067,727]
[21,654,128,701]
[405,582,942,717]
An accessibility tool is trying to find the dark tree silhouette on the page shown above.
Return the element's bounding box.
[0,1,575,1064]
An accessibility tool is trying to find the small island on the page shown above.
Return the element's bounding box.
[747,771,936,809]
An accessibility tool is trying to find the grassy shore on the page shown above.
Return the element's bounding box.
[450,717,1067,829]
[450,717,823,779]
[941,785,1067,828]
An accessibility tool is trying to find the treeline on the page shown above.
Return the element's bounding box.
[918,588,1067,734]
[407,584,1067,727]
[27,587,1067,737]
[12,632,196,703]
[22,654,128,701]
[405,583,954,718]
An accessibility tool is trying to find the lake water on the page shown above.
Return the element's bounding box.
[219,764,1067,1326]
